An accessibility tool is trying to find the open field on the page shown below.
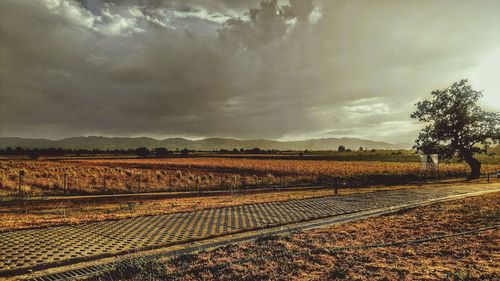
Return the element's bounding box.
[1,156,499,197]
[87,191,500,281]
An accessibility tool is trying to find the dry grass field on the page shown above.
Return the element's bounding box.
[88,191,500,281]
[1,157,498,197]
[66,157,473,176]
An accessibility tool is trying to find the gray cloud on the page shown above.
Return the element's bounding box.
[1,0,499,144]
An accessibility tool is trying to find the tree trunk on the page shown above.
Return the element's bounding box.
[464,156,481,180]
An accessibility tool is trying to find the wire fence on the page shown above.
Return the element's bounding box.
[1,164,496,199]
[1,169,324,198]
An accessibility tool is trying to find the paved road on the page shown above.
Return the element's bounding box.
[0,184,498,277]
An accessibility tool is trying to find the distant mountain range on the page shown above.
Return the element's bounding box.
[0,136,409,151]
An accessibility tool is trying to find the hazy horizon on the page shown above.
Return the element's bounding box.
[1,0,499,143]
[0,135,409,151]
[0,135,405,145]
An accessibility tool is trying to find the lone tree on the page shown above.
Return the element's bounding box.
[411,79,500,179]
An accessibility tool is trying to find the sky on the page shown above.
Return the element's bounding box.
[0,0,499,145]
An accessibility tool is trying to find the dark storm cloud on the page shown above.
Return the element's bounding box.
[0,0,499,143]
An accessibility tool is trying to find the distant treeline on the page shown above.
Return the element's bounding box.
[0,147,283,159]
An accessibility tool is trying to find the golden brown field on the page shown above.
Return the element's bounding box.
[1,157,498,197]
[0,159,286,196]
[66,157,472,176]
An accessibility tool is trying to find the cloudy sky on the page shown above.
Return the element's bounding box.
[1,0,499,145]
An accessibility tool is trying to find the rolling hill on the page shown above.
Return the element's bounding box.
[0,136,406,151]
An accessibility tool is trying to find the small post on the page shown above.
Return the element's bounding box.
[18,170,25,196]
[169,173,172,188]
[137,174,141,192]
[487,173,490,183]
[103,175,107,193]
[437,160,440,180]
[196,176,200,197]
[334,177,338,195]
[63,173,68,194]
[261,176,264,188]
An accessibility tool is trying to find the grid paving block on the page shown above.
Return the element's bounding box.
[239,198,343,226]
[280,198,343,218]
[212,205,269,231]
[74,213,182,248]
[0,226,117,273]
[0,184,497,276]
[237,203,287,226]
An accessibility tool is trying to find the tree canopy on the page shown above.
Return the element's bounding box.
[411,79,500,179]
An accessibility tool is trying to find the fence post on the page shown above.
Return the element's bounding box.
[334,177,338,195]
[18,170,25,196]
[437,161,440,180]
[137,174,141,192]
[103,175,107,193]
[487,173,490,183]
[64,173,68,194]
[196,176,200,197]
